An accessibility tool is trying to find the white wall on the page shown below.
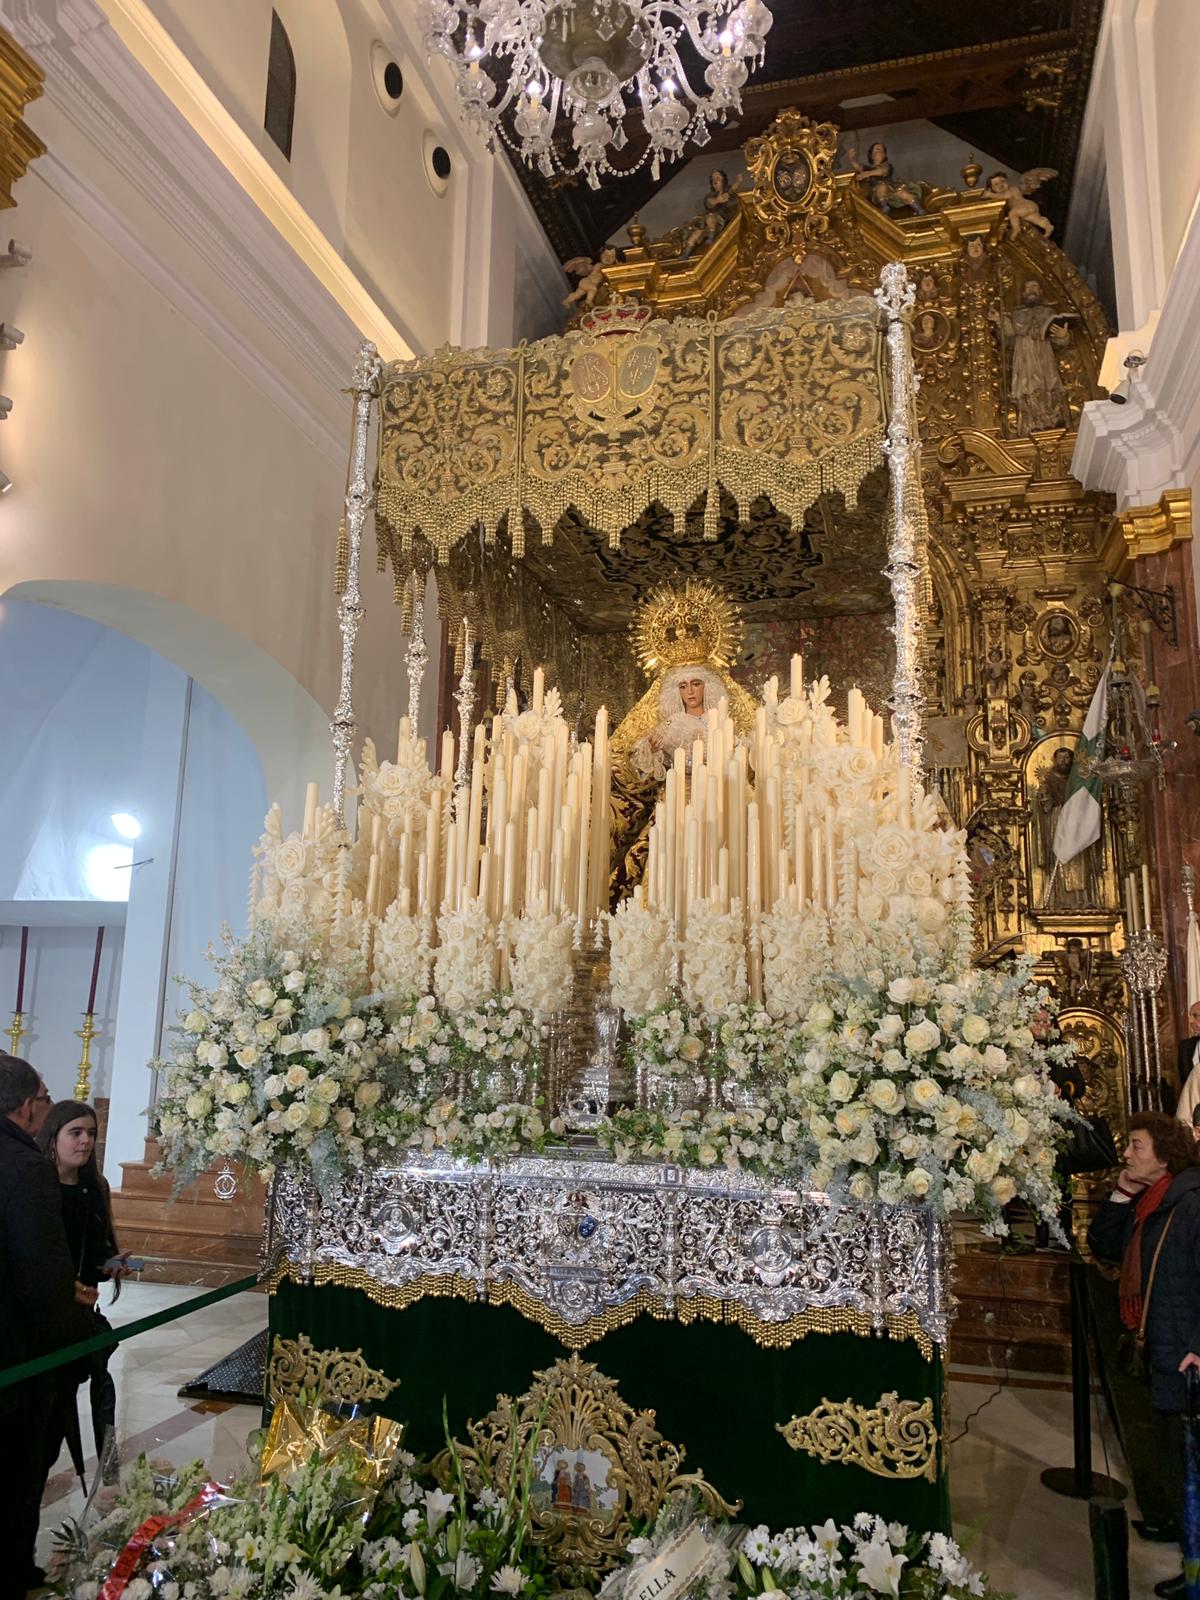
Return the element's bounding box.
[0,602,266,1162]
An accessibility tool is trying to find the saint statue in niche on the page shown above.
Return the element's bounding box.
[989,278,1077,435]
[609,580,755,903]
[1034,743,1104,909]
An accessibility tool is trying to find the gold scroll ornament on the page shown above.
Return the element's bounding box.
[431,1353,740,1583]
[776,1392,939,1482]
[266,1331,399,1408]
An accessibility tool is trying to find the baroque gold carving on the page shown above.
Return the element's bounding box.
[1102,487,1192,579]
[431,1355,740,1581]
[776,1392,939,1482]
[266,1331,399,1407]
[743,109,838,238]
[0,26,44,208]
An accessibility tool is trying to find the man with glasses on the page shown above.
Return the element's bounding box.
[0,1052,92,1597]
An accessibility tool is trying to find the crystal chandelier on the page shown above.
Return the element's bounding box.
[422,1,774,186]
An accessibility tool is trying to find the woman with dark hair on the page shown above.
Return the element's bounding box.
[37,1100,125,1461]
[1089,1113,1200,1598]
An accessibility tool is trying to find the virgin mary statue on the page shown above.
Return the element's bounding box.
[609,579,756,902]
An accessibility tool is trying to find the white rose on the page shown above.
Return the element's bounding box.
[279,950,299,970]
[281,1102,308,1130]
[808,1001,835,1032]
[886,978,914,1005]
[871,825,914,871]
[961,1014,990,1045]
[828,1069,855,1102]
[679,1035,704,1062]
[905,1166,932,1197]
[917,896,948,933]
[907,1077,941,1109]
[983,1044,1008,1073]
[307,1103,330,1129]
[262,1074,285,1098]
[867,1078,903,1114]
[849,1171,875,1201]
[300,1028,330,1055]
[247,979,276,1009]
[355,1081,383,1108]
[775,697,804,727]
[278,1034,301,1055]
[1012,1074,1043,1101]
[185,1093,211,1119]
[848,1131,880,1166]
[334,1106,355,1133]
[183,1010,209,1035]
[904,1019,941,1055]
[966,1148,999,1183]
[284,1064,310,1090]
[904,866,932,897]
[273,998,295,1018]
[313,1076,341,1104]
[342,1016,367,1042]
[255,1019,279,1042]
[283,971,305,993]
[896,1131,921,1160]
[991,1174,1017,1205]
[233,1046,259,1069]
[225,1081,251,1104]
[947,1042,975,1070]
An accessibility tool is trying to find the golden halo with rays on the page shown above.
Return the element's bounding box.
[630,578,744,678]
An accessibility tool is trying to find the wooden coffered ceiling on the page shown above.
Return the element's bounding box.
[510,0,1104,261]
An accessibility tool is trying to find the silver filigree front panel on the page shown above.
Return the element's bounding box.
[265,1153,950,1348]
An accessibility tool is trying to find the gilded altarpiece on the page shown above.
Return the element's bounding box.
[591,110,1200,1143]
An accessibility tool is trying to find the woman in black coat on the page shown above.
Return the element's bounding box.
[37,1100,126,1463]
[1088,1112,1200,1599]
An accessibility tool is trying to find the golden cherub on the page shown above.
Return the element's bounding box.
[562,246,619,311]
[986,168,1057,238]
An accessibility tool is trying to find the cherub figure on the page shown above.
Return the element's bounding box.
[851,141,923,212]
[681,168,743,259]
[562,246,619,312]
[986,169,1058,238]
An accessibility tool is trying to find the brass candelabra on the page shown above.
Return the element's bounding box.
[74,1013,98,1101]
[5,1010,26,1055]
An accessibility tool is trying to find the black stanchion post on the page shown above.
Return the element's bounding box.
[1042,1257,1126,1499]
[1089,1498,1130,1600]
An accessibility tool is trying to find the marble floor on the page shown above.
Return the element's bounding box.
[36,1284,1186,1597]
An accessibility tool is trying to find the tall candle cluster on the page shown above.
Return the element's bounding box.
[253,667,613,985]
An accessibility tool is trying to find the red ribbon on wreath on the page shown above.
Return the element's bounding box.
[98,1482,226,1599]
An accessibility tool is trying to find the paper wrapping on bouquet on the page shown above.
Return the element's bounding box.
[601,1495,741,1600]
[98,1483,230,1600]
[260,1394,405,1505]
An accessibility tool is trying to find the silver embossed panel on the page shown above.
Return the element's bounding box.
[265,1153,950,1348]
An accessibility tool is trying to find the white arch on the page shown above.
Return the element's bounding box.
[4,579,331,819]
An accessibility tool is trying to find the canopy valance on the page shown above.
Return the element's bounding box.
[375,298,886,560]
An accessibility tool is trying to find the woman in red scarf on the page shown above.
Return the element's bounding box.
[1090,1113,1200,1599]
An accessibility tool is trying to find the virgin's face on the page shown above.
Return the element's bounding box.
[678,676,706,713]
[56,1115,96,1171]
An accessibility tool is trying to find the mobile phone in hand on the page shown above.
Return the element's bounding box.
[102,1253,145,1274]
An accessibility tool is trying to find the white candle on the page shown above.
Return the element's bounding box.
[790,653,804,700]
[1141,864,1153,926]
[302,782,319,841]
[532,666,545,717]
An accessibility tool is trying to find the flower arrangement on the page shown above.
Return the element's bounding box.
[56,1437,1001,1600]
[152,927,552,1190]
[57,1419,551,1600]
[434,902,498,1013]
[607,897,675,1019]
[509,910,575,1016]
[734,1513,995,1599]
[680,901,748,1017]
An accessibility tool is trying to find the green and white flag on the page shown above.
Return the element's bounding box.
[1052,656,1109,866]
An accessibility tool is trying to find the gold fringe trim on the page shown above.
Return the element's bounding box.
[266,1263,935,1359]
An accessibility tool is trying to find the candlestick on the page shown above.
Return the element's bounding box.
[86,927,105,1017]
[15,923,28,1015]
[5,1011,26,1056]
[74,1014,98,1102]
